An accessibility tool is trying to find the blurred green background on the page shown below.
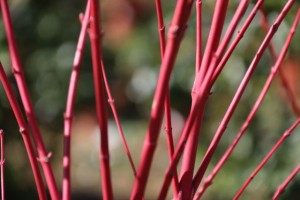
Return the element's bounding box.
[0,0,300,199]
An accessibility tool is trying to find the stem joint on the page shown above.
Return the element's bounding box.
[12,67,24,75]
[37,152,52,163]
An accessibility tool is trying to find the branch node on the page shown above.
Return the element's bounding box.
[164,126,172,132]
[270,66,277,74]
[159,26,165,32]
[0,159,5,166]
[64,112,73,121]
[37,152,53,163]
[12,67,23,75]
[19,127,26,134]
[168,24,181,38]
[108,98,114,104]
[79,13,84,23]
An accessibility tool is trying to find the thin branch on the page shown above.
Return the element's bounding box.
[154,0,179,196]
[260,8,300,117]
[194,0,229,85]
[178,2,249,193]
[0,0,60,199]
[89,0,114,199]
[0,130,4,200]
[234,117,300,200]
[155,0,166,57]
[62,1,91,200]
[179,1,229,198]
[211,0,265,84]
[193,8,300,199]
[195,0,202,72]
[100,59,137,175]
[0,62,46,200]
[130,0,195,198]
[216,0,249,61]
[273,163,300,200]
[192,0,295,192]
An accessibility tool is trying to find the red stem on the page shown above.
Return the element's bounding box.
[157,102,202,200]
[192,0,295,193]
[158,55,217,199]
[178,4,243,191]
[193,9,300,199]
[0,0,60,199]
[260,8,300,117]
[1,1,61,199]
[155,0,166,57]
[0,63,46,200]
[155,0,179,196]
[195,0,202,72]
[130,0,194,199]
[273,163,300,200]
[179,1,229,198]
[163,97,180,197]
[63,1,91,200]
[215,0,249,60]
[234,117,300,200]
[100,59,137,176]
[179,110,205,199]
[0,130,4,200]
[152,1,285,198]
[194,1,229,86]
[211,0,265,84]
[89,0,114,199]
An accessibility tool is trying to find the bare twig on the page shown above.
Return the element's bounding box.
[0,130,4,200]
[89,0,114,199]
[234,117,300,200]
[130,0,194,198]
[0,62,46,200]
[154,0,179,196]
[260,8,300,117]
[63,1,91,199]
[192,1,295,193]
[0,0,60,199]
[194,7,300,199]
[273,164,300,200]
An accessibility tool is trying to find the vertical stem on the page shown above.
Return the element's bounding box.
[234,118,300,200]
[155,0,179,196]
[158,97,207,200]
[155,0,166,57]
[179,109,205,199]
[158,1,262,197]
[158,53,221,200]
[0,63,46,200]
[192,0,295,192]
[195,0,202,72]
[211,0,265,84]
[0,0,60,199]
[215,0,249,60]
[89,0,113,199]
[179,1,229,198]
[0,130,4,200]
[63,1,91,200]
[130,0,194,199]
[195,0,229,85]
[273,164,300,200]
[164,93,180,197]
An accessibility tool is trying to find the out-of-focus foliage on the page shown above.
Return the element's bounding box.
[0,0,300,199]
